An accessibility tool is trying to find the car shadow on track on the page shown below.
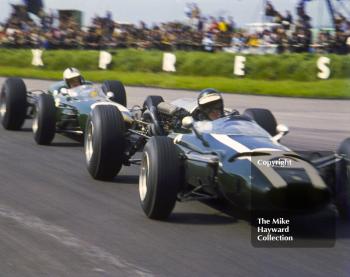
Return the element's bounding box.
[110,175,350,236]
[168,212,238,225]
[50,142,83,147]
[20,127,32,132]
[114,175,139,184]
[188,199,350,240]
[167,199,243,225]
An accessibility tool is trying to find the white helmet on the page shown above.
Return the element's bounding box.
[63,67,83,88]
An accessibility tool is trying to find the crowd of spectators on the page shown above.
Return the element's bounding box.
[1,2,350,54]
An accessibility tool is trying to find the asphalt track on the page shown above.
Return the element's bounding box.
[0,77,349,277]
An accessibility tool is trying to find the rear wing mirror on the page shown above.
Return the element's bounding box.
[182,116,209,147]
[106,91,114,99]
[60,88,68,96]
[182,116,194,129]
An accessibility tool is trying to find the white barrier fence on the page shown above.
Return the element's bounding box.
[31,49,333,80]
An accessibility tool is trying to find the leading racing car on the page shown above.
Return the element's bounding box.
[139,98,350,220]
[85,94,350,220]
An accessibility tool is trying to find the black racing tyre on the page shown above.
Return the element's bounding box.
[143,95,164,110]
[33,93,56,145]
[139,136,181,220]
[85,105,125,180]
[102,80,127,107]
[243,108,277,136]
[0,77,27,130]
[336,138,350,220]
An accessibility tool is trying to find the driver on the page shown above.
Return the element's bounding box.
[63,67,83,88]
[197,88,224,121]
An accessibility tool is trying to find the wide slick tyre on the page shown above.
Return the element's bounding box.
[33,93,56,145]
[0,77,27,130]
[336,138,350,220]
[102,80,127,107]
[243,108,277,136]
[139,136,181,220]
[85,105,125,180]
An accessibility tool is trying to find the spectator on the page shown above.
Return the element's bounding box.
[202,32,214,52]
[0,2,349,55]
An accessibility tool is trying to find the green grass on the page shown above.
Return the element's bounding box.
[1,49,350,81]
[1,66,349,98]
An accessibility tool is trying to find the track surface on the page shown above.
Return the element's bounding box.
[0,78,349,277]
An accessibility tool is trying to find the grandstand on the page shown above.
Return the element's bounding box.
[0,0,349,54]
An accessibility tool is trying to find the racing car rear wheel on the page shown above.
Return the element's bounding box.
[85,105,125,180]
[33,93,56,145]
[243,108,277,136]
[0,77,27,130]
[139,136,181,220]
[336,138,350,220]
[102,80,127,107]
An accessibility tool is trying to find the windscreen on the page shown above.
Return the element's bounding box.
[67,85,104,100]
[194,118,271,137]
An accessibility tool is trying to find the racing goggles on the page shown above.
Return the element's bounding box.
[201,100,223,114]
[67,76,82,87]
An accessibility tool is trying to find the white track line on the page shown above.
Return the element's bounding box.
[0,204,152,277]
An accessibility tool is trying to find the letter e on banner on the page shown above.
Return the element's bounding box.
[31,49,44,66]
[234,56,246,76]
[99,51,112,70]
[317,57,330,80]
[162,53,176,72]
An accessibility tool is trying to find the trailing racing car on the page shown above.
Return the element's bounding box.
[0,77,128,145]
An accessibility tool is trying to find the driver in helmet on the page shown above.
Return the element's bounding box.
[197,88,224,121]
[63,67,83,89]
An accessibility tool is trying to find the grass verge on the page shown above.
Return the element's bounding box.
[0,66,349,98]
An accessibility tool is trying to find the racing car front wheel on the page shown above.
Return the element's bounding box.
[336,138,350,220]
[139,136,181,220]
[0,77,27,130]
[102,80,127,107]
[243,108,277,136]
[85,105,125,180]
[33,93,56,145]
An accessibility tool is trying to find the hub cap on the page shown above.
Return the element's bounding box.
[85,121,94,163]
[139,152,149,202]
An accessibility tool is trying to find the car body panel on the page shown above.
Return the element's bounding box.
[46,82,131,132]
[171,114,331,212]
